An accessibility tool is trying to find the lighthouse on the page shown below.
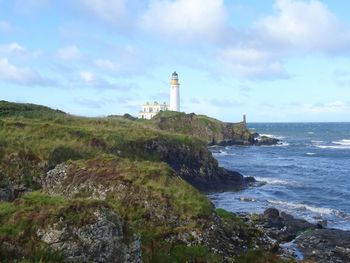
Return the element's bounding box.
[170,71,180,112]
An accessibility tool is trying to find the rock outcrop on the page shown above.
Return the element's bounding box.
[40,158,277,262]
[150,111,254,145]
[239,208,350,263]
[296,229,350,263]
[150,111,280,147]
[136,137,254,192]
[37,207,141,263]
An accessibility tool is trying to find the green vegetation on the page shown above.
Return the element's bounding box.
[0,101,288,262]
[53,156,215,262]
[0,191,110,262]
[234,250,296,263]
[0,101,205,187]
[150,111,252,144]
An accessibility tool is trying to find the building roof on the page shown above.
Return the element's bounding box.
[172,71,178,76]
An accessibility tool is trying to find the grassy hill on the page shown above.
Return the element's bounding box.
[0,101,292,263]
[149,111,253,145]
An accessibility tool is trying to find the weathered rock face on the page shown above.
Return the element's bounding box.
[238,208,350,263]
[295,229,350,263]
[141,139,251,192]
[42,159,277,261]
[37,207,142,263]
[0,172,29,201]
[239,208,315,243]
[151,112,254,146]
[253,135,280,146]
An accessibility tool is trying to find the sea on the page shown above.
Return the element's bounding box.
[208,123,350,231]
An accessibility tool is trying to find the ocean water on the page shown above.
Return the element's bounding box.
[208,123,350,231]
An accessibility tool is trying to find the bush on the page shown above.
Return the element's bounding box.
[48,146,82,168]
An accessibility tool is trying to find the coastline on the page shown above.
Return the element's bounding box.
[207,127,350,262]
[1,101,349,262]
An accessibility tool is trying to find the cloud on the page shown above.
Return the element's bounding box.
[77,0,128,25]
[333,70,350,88]
[74,97,113,109]
[255,0,350,53]
[303,101,348,114]
[14,0,50,14]
[79,70,137,91]
[0,58,45,85]
[0,21,12,32]
[93,44,149,76]
[218,0,350,80]
[94,59,121,72]
[218,47,289,79]
[0,42,26,55]
[140,0,228,43]
[56,45,82,61]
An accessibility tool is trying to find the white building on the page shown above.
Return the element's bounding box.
[170,71,180,111]
[137,101,169,120]
[138,72,180,120]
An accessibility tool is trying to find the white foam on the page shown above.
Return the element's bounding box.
[311,140,323,144]
[259,134,285,140]
[260,142,290,147]
[255,177,291,185]
[238,196,257,202]
[316,145,350,150]
[267,200,338,216]
[332,139,350,146]
[305,152,316,156]
[215,150,236,156]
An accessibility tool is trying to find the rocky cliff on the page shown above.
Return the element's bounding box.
[149,111,254,145]
[0,101,291,262]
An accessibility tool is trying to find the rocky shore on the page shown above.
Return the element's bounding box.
[237,207,350,262]
[1,101,348,263]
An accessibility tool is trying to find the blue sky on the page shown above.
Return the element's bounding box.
[1,0,350,122]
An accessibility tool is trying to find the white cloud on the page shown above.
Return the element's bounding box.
[303,101,348,114]
[256,0,350,53]
[0,42,26,55]
[78,70,136,91]
[80,71,96,84]
[94,59,121,72]
[218,0,350,79]
[333,70,350,88]
[140,0,228,43]
[14,0,50,14]
[218,47,288,80]
[0,21,12,32]
[0,58,44,85]
[56,45,81,61]
[78,0,127,25]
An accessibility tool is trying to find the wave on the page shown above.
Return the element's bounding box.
[311,140,323,144]
[316,145,350,150]
[267,200,347,217]
[332,139,350,146]
[259,133,285,140]
[305,152,316,156]
[237,196,257,202]
[255,176,293,186]
[260,141,290,147]
[212,150,236,156]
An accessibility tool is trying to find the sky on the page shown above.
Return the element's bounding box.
[1,0,350,122]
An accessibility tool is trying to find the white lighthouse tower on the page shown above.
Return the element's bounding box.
[170,71,180,111]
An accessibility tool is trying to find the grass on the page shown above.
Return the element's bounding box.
[42,156,216,262]
[0,191,113,262]
[0,101,206,187]
[234,250,296,263]
[0,101,279,262]
[150,111,252,144]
